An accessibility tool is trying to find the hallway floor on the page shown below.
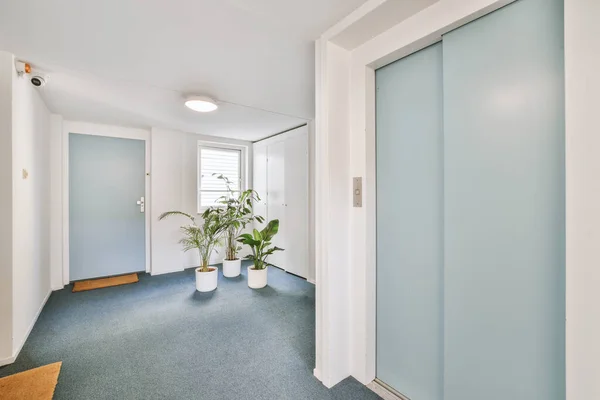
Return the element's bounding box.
[0,262,380,399]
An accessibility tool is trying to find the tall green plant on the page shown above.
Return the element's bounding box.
[203,174,264,261]
[158,210,225,272]
[237,219,284,270]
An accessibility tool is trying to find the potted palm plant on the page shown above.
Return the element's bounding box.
[159,209,225,292]
[204,174,264,278]
[237,219,284,289]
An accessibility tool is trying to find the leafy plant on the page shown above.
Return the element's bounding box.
[158,210,226,272]
[237,219,284,270]
[203,174,264,261]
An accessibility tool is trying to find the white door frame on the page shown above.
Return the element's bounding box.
[61,121,151,285]
[314,0,517,389]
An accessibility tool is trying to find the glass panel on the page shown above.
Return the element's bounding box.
[376,42,444,400]
[442,0,565,398]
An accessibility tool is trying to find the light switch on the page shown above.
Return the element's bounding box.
[353,177,362,207]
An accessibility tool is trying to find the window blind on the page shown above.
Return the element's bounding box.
[198,147,241,209]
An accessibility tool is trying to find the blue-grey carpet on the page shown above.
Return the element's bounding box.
[0,262,380,400]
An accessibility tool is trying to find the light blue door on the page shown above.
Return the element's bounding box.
[376,42,444,400]
[443,0,565,398]
[69,133,146,281]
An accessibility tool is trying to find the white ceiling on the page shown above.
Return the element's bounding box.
[0,0,368,141]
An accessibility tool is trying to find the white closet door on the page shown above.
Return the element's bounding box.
[266,140,286,269]
[252,144,268,230]
[284,131,309,278]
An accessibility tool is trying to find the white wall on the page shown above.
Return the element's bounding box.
[565,0,600,398]
[0,51,52,366]
[0,51,14,365]
[150,127,253,275]
[49,122,255,282]
[11,53,52,356]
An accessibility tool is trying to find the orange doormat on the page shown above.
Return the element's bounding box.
[0,362,62,400]
[72,273,139,292]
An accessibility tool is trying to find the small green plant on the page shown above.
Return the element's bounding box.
[203,174,264,261]
[158,210,225,272]
[237,219,284,270]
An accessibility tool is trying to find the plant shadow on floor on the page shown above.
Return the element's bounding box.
[251,286,279,297]
[190,290,217,302]
[223,275,244,283]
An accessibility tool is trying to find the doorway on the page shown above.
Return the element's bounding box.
[69,133,146,281]
[375,0,565,398]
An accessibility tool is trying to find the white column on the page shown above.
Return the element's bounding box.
[314,39,352,387]
[565,1,600,398]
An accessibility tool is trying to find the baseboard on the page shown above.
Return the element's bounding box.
[313,369,343,389]
[0,355,16,367]
[150,263,224,276]
[9,289,51,366]
[150,268,184,276]
[315,368,336,388]
[308,278,316,285]
[367,380,410,400]
[313,368,321,381]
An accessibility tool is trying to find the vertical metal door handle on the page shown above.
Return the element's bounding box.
[136,197,145,213]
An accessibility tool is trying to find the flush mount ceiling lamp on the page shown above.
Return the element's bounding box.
[184,95,218,113]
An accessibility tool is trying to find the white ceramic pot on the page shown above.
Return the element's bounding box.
[222,259,241,278]
[195,266,218,292]
[247,266,268,289]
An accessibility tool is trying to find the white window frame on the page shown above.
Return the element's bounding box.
[197,141,248,213]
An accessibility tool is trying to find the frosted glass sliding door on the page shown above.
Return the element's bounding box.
[442,0,565,399]
[376,42,443,400]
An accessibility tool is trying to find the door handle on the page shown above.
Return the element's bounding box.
[136,197,145,213]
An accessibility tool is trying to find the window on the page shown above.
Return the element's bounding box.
[198,145,245,211]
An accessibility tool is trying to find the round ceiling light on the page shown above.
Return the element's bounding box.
[184,96,218,113]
